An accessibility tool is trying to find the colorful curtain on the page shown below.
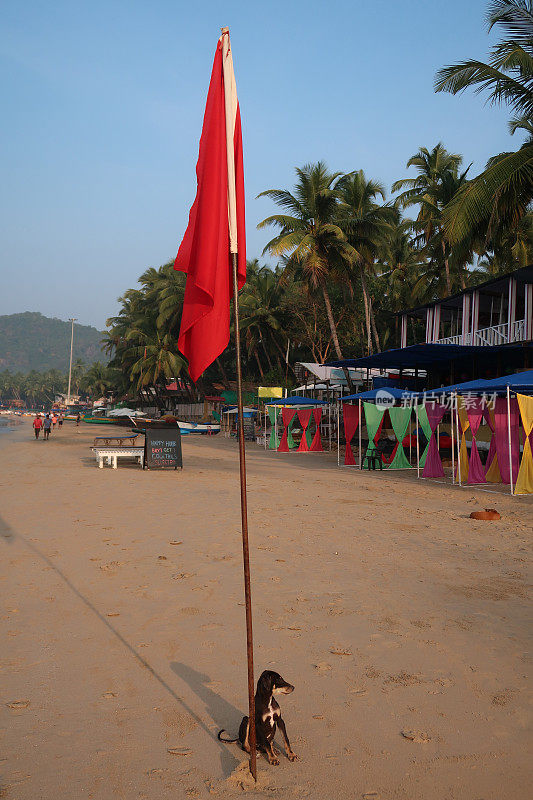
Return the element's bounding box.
[387,407,412,469]
[422,403,446,478]
[362,402,385,470]
[416,404,432,468]
[515,393,533,495]
[310,408,324,452]
[278,407,297,452]
[297,409,312,452]
[455,398,470,481]
[343,404,360,465]
[268,406,280,450]
[466,401,486,484]
[493,397,520,484]
[484,406,502,483]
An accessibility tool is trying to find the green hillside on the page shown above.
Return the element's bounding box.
[0,312,107,373]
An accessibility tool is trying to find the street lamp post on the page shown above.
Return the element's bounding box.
[67,318,77,406]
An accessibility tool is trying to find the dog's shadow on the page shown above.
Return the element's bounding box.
[170,661,244,776]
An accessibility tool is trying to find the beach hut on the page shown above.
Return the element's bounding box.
[264,396,330,452]
[418,369,533,495]
[339,388,419,470]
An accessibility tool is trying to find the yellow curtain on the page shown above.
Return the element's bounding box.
[485,406,502,483]
[457,398,470,481]
[514,393,533,495]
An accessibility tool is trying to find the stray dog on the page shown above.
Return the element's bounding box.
[218,670,297,765]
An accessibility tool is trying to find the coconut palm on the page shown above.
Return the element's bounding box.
[435,0,533,244]
[336,170,399,353]
[392,144,470,293]
[257,163,355,362]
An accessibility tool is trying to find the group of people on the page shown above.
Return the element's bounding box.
[32,411,80,440]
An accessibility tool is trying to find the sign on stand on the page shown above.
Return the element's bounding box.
[144,428,182,470]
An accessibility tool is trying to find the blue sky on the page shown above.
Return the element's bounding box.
[0,0,515,329]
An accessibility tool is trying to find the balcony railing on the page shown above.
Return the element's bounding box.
[436,318,527,346]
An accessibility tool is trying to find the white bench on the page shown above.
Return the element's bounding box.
[92,446,145,469]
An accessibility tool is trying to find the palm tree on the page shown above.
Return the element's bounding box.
[435,0,533,245]
[257,163,355,361]
[392,144,470,293]
[239,262,288,377]
[127,331,186,391]
[336,170,398,353]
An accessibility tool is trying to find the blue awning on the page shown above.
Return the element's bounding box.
[425,369,533,397]
[267,396,329,406]
[325,342,533,370]
[341,387,419,402]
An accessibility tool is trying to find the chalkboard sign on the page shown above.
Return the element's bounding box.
[238,416,256,442]
[144,427,182,470]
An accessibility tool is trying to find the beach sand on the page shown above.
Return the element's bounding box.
[1,421,531,799]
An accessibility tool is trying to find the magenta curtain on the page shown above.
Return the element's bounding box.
[297,409,312,452]
[310,408,324,452]
[466,401,486,484]
[278,407,296,453]
[483,407,497,478]
[422,403,446,478]
[493,397,520,484]
[342,404,359,464]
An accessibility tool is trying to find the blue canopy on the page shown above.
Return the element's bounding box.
[424,369,533,397]
[341,387,419,403]
[267,396,329,406]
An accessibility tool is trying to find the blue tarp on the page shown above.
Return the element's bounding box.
[325,342,533,370]
[424,369,533,397]
[267,396,329,406]
[341,387,419,402]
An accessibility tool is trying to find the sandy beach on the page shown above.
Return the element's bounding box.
[1,420,531,800]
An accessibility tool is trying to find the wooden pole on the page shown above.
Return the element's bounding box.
[231,252,257,780]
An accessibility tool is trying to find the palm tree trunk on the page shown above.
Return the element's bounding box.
[358,267,373,355]
[215,357,229,387]
[261,339,274,372]
[254,351,264,379]
[321,284,354,391]
[370,297,381,352]
[441,239,452,294]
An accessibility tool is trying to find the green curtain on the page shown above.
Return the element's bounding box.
[363,402,385,469]
[287,416,298,449]
[388,406,413,469]
[268,406,280,449]
[416,404,432,468]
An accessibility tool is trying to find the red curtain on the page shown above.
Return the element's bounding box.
[278,407,296,452]
[310,408,323,452]
[343,404,360,465]
[297,409,312,451]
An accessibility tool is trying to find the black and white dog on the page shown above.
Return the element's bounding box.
[218,670,297,765]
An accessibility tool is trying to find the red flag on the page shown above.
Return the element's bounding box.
[175,30,246,383]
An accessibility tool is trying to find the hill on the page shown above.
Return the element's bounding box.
[0,312,107,373]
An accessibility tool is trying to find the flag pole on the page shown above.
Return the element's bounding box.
[221,26,257,780]
[231,252,257,780]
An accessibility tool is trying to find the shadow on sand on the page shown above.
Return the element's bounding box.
[171,661,243,774]
[0,512,240,776]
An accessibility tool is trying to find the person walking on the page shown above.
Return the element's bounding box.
[51,413,58,430]
[58,413,64,428]
[32,414,43,440]
[43,414,52,440]
[76,412,81,426]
